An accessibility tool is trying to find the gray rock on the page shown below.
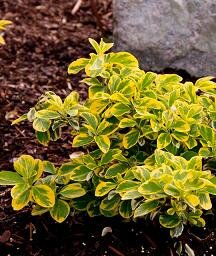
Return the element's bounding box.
[113,0,216,77]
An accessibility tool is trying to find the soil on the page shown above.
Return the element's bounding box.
[0,1,215,255]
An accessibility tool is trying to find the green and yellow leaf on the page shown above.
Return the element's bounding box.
[123,129,140,149]
[59,183,86,199]
[0,171,23,185]
[157,133,172,149]
[72,133,93,147]
[68,58,89,74]
[12,190,31,210]
[134,200,159,218]
[105,163,128,178]
[95,181,117,197]
[159,214,181,228]
[94,135,110,153]
[33,118,51,132]
[50,199,70,223]
[32,184,55,208]
[119,200,133,218]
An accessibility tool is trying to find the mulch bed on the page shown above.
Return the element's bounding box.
[0,1,215,255]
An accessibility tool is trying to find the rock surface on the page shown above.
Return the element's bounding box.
[113,0,216,77]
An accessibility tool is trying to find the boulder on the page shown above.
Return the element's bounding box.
[113,0,216,77]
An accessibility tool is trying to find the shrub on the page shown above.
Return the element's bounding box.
[0,38,216,237]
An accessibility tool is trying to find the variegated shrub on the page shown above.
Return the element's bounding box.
[0,38,215,237]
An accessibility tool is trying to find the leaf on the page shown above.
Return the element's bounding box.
[159,214,181,228]
[89,38,101,53]
[31,205,49,216]
[105,163,128,178]
[83,77,102,87]
[195,76,216,91]
[82,154,97,169]
[36,131,50,145]
[50,199,70,223]
[68,58,89,74]
[11,183,28,198]
[199,125,215,146]
[94,135,110,153]
[107,52,139,68]
[100,194,120,211]
[138,181,163,195]
[13,155,36,178]
[70,165,92,181]
[123,129,140,149]
[12,190,31,210]
[119,118,136,128]
[80,112,98,132]
[170,224,184,238]
[185,194,200,208]
[116,180,140,193]
[32,184,55,208]
[0,20,12,29]
[141,97,165,110]
[181,151,198,160]
[35,110,60,119]
[134,200,159,218]
[85,54,104,77]
[86,200,101,217]
[100,207,119,217]
[184,137,197,149]
[59,183,86,199]
[97,120,117,136]
[0,35,5,45]
[138,72,157,91]
[95,181,117,197]
[164,183,180,198]
[58,162,79,176]
[199,148,212,157]
[33,118,51,132]
[26,107,35,120]
[11,113,27,125]
[0,20,11,44]
[43,161,57,174]
[72,193,94,211]
[133,166,150,182]
[121,191,142,200]
[108,75,121,93]
[99,38,114,53]
[72,133,93,147]
[89,98,108,113]
[0,171,23,185]
[171,120,190,133]
[172,132,188,142]
[64,90,79,105]
[187,156,202,171]
[100,149,121,166]
[199,193,212,210]
[157,74,182,88]
[119,201,133,218]
[157,133,172,149]
[168,89,180,107]
[110,103,131,117]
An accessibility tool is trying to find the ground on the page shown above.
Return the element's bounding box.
[0,1,215,255]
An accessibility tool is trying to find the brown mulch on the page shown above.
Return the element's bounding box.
[0,0,112,170]
[0,1,215,255]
